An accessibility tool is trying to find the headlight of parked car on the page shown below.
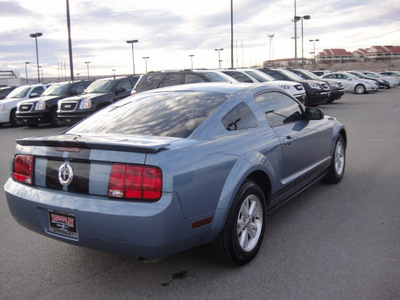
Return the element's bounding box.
[79,98,92,109]
[328,82,339,88]
[307,83,322,90]
[35,101,45,110]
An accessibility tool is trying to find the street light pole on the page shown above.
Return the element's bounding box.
[309,39,319,70]
[294,15,310,68]
[267,34,274,66]
[230,0,234,68]
[214,48,224,68]
[66,0,74,81]
[126,40,139,74]
[189,55,194,70]
[29,32,42,83]
[142,57,149,73]
[25,62,29,84]
[85,61,91,79]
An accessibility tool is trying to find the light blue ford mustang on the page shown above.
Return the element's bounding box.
[4,83,346,265]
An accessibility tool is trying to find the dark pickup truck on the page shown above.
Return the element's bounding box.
[57,75,139,126]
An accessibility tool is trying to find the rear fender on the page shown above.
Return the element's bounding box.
[203,152,275,243]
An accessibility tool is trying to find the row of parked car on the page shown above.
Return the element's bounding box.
[0,68,398,128]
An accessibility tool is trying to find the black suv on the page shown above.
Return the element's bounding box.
[16,80,93,127]
[132,70,233,94]
[259,68,331,106]
[57,76,139,126]
[288,69,345,103]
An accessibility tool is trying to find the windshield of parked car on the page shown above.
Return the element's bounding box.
[244,70,275,82]
[200,72,233,82]
[85,79,115,93]
[67,91,228,138]
[297,69,321,80]
[278,69,304,81]
[43,83,70,96]
[6,86,30,98]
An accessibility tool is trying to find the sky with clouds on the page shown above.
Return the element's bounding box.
[1,0,399,79]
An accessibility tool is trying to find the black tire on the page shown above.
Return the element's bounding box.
[354,84,366,94]
[324,136,346,183]
[9,109,21,127]
[211,180,266,266]
[50,107,62,127]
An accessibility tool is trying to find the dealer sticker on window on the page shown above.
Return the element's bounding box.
[48,210,78,238]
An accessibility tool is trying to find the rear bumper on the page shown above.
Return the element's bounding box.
[5,179,215,258]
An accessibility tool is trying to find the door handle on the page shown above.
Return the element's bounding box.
[283,135,293,146]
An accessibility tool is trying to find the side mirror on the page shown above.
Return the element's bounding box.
[69,90,78,96]
[306,107,324,120]
[116,87,126,94]
[29,93,39,98]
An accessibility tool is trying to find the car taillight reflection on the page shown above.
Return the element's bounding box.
[108,164,162,201]
[13,155,34,185]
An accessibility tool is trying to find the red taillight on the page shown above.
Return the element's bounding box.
[108,164,162,201]
[13,154,34,185]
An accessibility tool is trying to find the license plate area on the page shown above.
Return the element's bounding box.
[48,210,78,238]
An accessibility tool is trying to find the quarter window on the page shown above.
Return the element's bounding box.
[222,102,258,131]
[255,92,303,127]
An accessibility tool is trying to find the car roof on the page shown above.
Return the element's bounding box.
[139,82,283,97]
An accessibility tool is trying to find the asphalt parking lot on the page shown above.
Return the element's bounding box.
[1,89,399,300]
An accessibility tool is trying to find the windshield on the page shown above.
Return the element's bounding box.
[43,83,70,96]
[67,91,228,138]
[278,69,304,81]
[85,79,114,93]
[245,70,274,82]
[201,72,233,82]
[6,86,30,98]
[297,69,321,80]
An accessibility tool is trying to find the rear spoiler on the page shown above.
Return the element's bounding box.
[16,135,171,154]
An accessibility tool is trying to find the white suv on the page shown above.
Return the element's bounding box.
[0,84,49,126]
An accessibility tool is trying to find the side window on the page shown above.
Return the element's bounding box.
[71,83,85,94]
[117,79,133,92]
[255,92,303,128]
[223,71,253,83]
[161,73,184,87]
[32,86,44,95]
[325,74,335,79]
[184,73,206,84]
[135,74,163,92]
[222,102,258,131]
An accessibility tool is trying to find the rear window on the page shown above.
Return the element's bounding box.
[67,91,228,138]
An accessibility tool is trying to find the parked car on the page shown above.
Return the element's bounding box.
[132,69,235,94]
[219,68,306,103]
[321,72,378,94]
[0,84,47,126]
[57,76,139,126]
[360,71,399,88]
[311,70,331,77]
[348,71,389,89]
[259,68,331,106]
[16,80,93,127]
[288,69,344,103]
[5,82,346,265]
[0,86,17,99]
[378,71,400,78]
